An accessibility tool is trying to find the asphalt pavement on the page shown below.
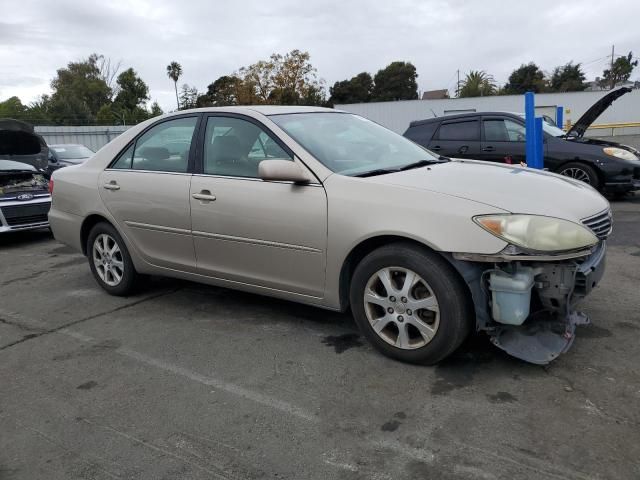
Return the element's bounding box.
[1,195,639,480]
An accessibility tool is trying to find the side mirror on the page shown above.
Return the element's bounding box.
[259,159,312,184]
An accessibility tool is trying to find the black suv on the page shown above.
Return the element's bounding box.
[404,88,640,195]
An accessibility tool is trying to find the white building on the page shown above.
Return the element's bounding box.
[336,89,640,136]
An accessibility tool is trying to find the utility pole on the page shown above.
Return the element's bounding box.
[610,45,615,89]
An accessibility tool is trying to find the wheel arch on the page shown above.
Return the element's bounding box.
[80,213,114,255]
[555,159,605,188]
[338,234,469,311]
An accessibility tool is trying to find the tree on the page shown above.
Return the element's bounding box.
[503,63,547,94]
[329,72,374,104]
[166,61,183,109]
[236,50,325,105]
[114,68,150,111]
[48,54,112,125]
[200,75,242,106]
[0,96,27,119]
[458,70,497,97]
[549,62,587,92]
[179,84,199,110]
[600,52,638,89]
[149,101,163,117]
[371,61,418,101]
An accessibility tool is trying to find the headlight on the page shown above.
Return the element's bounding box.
[603,147,638,162]
[473,214,598,253]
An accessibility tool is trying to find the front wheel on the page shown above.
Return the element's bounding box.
[87,222,141,296]
[349,243,473,365]
[557,162,600,190]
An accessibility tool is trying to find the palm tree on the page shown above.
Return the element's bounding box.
[166,61,183,109]
[458,70,497,97]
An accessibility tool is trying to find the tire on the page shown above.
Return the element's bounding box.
[349,242,473,365]
[87,222,141,296]
[557,162,600,190]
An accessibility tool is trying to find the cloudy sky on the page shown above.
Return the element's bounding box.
[1,0,638,111]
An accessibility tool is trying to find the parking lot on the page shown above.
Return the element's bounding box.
[0,196,638,480]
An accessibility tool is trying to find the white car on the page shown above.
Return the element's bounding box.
[49,106,609,364]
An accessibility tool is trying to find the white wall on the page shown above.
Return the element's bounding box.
[336,89,640,134]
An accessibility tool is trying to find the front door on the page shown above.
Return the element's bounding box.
[99,115,199,271]
[190,114,327,297]
[479,116,527,165]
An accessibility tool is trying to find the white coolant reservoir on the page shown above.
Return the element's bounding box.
[489,267,534,325]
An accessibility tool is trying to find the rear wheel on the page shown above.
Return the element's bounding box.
[349,243,473,365]
[87,222,140,296]
[557,162,600,189]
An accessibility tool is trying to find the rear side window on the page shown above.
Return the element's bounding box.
[436,120,479,141]
[404,122,438,145]
[110,117,198,172]
[112,144,134,169]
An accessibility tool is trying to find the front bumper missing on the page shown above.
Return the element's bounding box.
[487,242,606,364]
[490,311,590,365]
[448,242,607,365]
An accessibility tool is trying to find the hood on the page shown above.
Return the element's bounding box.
[0,159,37,172]
[566,87,632,138]
[368,159,609,222]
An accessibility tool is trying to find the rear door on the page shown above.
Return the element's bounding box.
[428,117,481,158]
[480,116,527,165]
[99,115,200,272]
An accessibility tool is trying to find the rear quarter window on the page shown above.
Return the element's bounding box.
[404,122,439,146]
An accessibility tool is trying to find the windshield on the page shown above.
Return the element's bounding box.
[516,114,565,137]
[269,112,440,176]
[51,145,94,159]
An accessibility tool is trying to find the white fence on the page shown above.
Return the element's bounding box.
[34,125,131,152]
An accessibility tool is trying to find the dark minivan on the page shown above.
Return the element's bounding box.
[404,88,640,195]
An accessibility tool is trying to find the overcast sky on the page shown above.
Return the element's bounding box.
[1,0,638,111]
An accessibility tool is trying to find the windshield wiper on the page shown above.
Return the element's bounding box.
[354,168,400,178]
[399,158,449,171]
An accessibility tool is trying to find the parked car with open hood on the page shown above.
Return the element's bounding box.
[0,118,49,172]
[47,143,94,175]
[404,87,640,195]
[0,160,51,232]
[49,106,610,365]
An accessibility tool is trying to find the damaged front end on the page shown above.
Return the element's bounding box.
[450,236,608,365]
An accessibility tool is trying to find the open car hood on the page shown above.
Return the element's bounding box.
[566,87,632,138]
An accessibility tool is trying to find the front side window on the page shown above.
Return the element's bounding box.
[203,116,292,178]
[115,117,197,173]
[484,119,527,142]
[437,120,480,141]
[269,112,439,176]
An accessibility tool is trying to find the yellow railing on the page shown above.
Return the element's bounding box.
[563,121,640,134]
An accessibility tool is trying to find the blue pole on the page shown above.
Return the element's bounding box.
[525,92,536,167]
[556,106,564,130]
[534,117,544,169]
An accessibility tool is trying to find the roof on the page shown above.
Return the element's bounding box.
[168,105,342,117]
[408,111,523,127]
[421,89,449,100]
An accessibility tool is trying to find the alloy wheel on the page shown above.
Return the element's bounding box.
[363,267,440,349]
[92,233,125,287]
[559,167,591,184]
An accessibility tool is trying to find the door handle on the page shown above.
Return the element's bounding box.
[103,182,120,191]
[430,145,441,151]
[192,191,217,202]
[458,145,469,154]
[482,146,496,152]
